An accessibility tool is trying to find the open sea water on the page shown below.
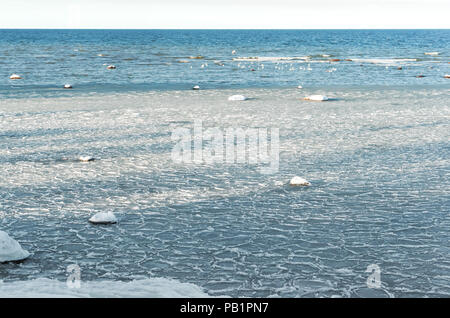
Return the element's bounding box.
[0,29,449,97]
[0,30,449,297]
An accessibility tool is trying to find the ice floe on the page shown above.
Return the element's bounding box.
[0,230,30,263]
[228,95,247,101]
[89,212,118,224]
[424,52,440,56]
[304,95,329,101]
[79,156,95,162]
[289,176,311,186]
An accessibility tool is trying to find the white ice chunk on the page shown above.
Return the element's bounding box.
[289,176,311,186]
[304,95,329,101]
[0,230,30,263]
[228,95,247,101]
[89,212,118,224]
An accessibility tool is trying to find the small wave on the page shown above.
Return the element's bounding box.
[0,277,211,298]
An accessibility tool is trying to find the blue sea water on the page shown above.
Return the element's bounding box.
[0,29,449,98]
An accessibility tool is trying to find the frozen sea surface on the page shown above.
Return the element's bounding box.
[0,29,449,98]
[0,87,449,297]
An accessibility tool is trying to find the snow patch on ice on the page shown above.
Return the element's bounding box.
[0,278,211,298]
[0,231,30,263]
[304,95,329,101]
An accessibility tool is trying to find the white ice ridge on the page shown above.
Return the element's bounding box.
[0,278,211,298]
[79,156,95,162]
[0,230,30,263]
[289,176,311,186]
[424,52,440,56]
[89,212,118,224]
[228,95,247,101]
[304,95,329,101]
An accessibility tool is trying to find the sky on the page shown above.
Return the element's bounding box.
[0,0,449,29]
